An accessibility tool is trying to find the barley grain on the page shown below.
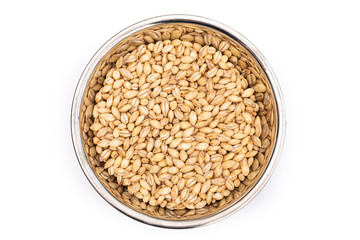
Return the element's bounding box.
[82,27,274,211]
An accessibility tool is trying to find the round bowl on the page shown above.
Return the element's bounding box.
[71,14,285,228]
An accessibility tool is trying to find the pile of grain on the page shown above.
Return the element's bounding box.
[82,28,273,210]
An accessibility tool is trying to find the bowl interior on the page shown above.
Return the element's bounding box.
[77,21,278,223]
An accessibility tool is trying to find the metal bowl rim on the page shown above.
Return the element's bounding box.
[71,14,286,229]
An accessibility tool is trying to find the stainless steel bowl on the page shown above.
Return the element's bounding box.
[71,14,285,228]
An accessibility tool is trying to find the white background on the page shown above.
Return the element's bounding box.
[1,0,359,239]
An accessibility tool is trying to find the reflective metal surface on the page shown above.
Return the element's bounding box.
[71,14,285,228]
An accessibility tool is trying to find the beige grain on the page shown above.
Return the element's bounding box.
[81,27,274,211]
